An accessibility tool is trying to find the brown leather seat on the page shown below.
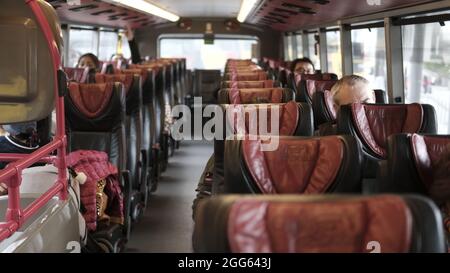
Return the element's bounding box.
[219,135,362,194]
[337,103,437,178]
[65,82,130,251]
[293,73,338,104]
[218,88,295,104]
[221,80,276,89]
[193,195,446,253]
[377,133,450,194]
[213,102,314,194]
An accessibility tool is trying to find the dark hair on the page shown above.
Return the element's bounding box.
[290,57,315,72]
[77,53,100,69]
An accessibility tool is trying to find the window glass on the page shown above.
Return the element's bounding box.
[403,23,450,134]
[98,31,118,61]
[307,33,320,70]
[119,32,132,59]
[68,28,98,67]
[326,30,342,78]
[351,27,387,90]
[296,34,303,58]
[285,35,294,61]
[160,37,258,71]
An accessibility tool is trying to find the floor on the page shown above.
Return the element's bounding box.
[125,140,213,253]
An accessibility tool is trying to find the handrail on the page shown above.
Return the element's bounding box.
[0,0,67,243]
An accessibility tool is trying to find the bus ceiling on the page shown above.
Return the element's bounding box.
[46,0,445,31]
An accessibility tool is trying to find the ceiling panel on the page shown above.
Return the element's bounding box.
[152,0,243,18]
[46,0,166,28]
[249,0,441,31]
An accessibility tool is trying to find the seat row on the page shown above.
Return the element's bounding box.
[193,58,449,253]
[64,57,189,252]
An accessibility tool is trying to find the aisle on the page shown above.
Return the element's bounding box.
[125,140,213,253]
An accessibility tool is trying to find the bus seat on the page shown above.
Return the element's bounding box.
[377,133,450,194]
[374,89,388,103]
[65,82,130,250]
[95,73,146,222]
[294,73,338,104]
[122,68,160,192]
[221,80,275,89]
[0,0,62,124]
[217,88,295,104]
[337,103,437,178]
[217,135,362,194]
[64,67,89,83]
[193,194,445,253]
[277,68,291,88]
[312,89,390,131]
[224,72,268,81]
[312,90,337,130]
[213,102,315,194]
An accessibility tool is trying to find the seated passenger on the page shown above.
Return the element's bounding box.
[77,53,100,71]
[316,75,375,136]
[0,122,39,195]
[430,144,450,248]
[290,57,315,75]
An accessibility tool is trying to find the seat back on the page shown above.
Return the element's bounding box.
[221,80,275,89]
[193,195,446,253]
[337,103,437,177]
[95,73,143,191]
[193,69,221,104]
[378,133,450,194]
[294,73,338,104]
[0,0,62,124]
[65,82,126,172]
[218,88,295,104]
[224,72,268,81]
[64,67,89,83]
[312,89,389,130]
[221,135,362,194]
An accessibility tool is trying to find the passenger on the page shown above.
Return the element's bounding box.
[316,75,375,136]
[0,122,39,195]
[330,75,375,113]
[429,144,450,248]
[76,26,141,72]
[290,57,315,75]
[77,53,100,71]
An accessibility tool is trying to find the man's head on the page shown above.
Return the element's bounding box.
[290,57,315,75]
[330,75,375,112]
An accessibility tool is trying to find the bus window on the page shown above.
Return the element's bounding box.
[351,27,387,90]
[285,35,294,61]
[307,32,320,70]
[98,31,118,61]
[296,34,303,58]
[68,27,98,67]
[326,30,342,77]
[160,36,258,71]
[403,22,450,134]
[118,32,132,59]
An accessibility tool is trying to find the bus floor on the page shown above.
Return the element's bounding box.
[125,140,213,253]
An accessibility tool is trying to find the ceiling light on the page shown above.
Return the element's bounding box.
[104,0,180,22]
[237,0,259,23]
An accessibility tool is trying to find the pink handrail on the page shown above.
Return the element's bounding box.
[0,0,68,242]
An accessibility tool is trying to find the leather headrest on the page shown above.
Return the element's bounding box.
[121,68,149,83]
[242,136,344,194]
[225,101,300,136]
[68,82,114,118]
[351,103,424,158]
[410,134,450,189]
[227,195,412,253]
[222,80,274,89]
[306,79,337,100]
[228,88,284,104]
[95,73,133,94]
